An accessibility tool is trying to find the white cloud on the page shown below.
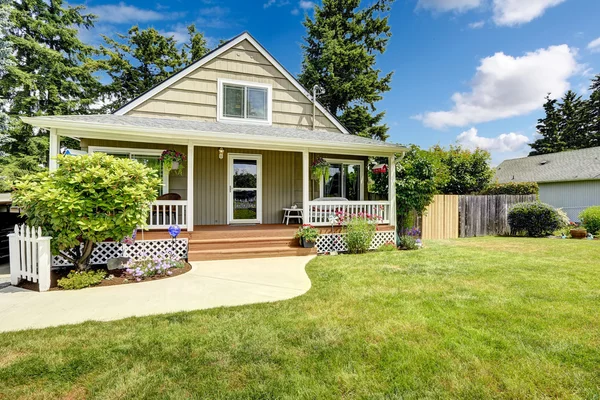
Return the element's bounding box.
[291,8,300,15]
[299,1,315,10]
[492,0,566,26]
[468,20,485,29]
[457,127,529,152]
[587,37,600,53]
[264,0,290,8]
[86,2,184,23]
[415,45,579,129]
[416,0,482,13]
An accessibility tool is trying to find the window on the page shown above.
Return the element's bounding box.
[218,79,271,124]
[320,159,364,201]
[88,147,169,195]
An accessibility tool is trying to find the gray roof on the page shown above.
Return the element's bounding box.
[33,115,404,150]
[495,147,600,183]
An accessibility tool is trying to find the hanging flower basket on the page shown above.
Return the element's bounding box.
[311,157,330,181]
[160,150,186,175]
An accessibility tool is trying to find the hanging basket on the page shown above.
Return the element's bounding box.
[311,157,330,181]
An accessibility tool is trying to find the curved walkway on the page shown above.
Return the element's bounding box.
[0,256,314,333]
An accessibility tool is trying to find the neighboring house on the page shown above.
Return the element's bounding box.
[495,147,600,221]
[22,32,406,260]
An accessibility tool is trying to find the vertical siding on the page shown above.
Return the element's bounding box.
[539,180,600,222]
[79,139,188,199]
[194,146,298,225]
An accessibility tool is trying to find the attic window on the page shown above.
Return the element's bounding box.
[218,79,272,125]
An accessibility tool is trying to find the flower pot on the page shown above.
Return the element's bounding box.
[301,238,315,248]
[570,229,587,239]
[171,161,179,170]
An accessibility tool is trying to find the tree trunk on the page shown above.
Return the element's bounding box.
[75,240,95,271]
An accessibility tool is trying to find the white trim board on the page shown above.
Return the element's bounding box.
[112,32,349,135]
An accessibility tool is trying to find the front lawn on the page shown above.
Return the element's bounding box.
[1,237,599,399]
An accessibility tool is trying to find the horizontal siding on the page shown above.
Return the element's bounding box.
[539,180,600,221]
[126,39,341,132]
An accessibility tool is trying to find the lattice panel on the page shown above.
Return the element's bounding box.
[316,231,396,254]
[52,239,188,266]
[123,238,188,260]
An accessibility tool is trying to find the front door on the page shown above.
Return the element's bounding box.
[228,154,262,224]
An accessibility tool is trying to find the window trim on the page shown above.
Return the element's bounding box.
[217,78,272,125]
[319,158,365,200]
[88,146,170,193]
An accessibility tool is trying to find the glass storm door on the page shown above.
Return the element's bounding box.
[228,154,262,224]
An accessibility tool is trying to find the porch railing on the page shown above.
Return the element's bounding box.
[306,201,391,226]
[147,200,187,229]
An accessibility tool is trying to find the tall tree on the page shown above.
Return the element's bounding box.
[432,145,493,195]
[529,95,564,156]
[0,0,13,133]
[299,0,394,140]
[558,90,587,150]
[0,0,102,191]
[100,24,210,112]
[586,74,600,148]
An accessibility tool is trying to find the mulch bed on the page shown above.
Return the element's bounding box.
[18,262,192,292]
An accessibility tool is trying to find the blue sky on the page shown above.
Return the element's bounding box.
[81,0,600,164]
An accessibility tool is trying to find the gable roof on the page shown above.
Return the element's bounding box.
[495,147,600,184]
[113,32,350,134]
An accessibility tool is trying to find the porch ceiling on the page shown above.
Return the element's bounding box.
[22,115,406,156]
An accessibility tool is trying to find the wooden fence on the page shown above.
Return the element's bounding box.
[8,224,52,291]
[459,195,537,237]
[421,195,459,240]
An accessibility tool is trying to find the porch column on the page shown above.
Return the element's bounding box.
[187,143,194,232]
[388,154,396,227]
[302,149,309,225]
[49,129,59,171]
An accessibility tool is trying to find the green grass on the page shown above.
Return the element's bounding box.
[1,237,599,399]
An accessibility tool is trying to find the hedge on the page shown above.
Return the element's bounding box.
[508,202,563,237]
[481,182,539,196]
[579,206,600,235]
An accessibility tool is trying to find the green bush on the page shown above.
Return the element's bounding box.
[481,182,539,195]
[508,202,562,237]
[579,206,600,235]
[398,235,418,250]
[344,217,376,254]
[57,270,106,290]
[377,242,397,252]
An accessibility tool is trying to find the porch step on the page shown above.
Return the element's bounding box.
[189,236,297,250]
[188,246,316,261]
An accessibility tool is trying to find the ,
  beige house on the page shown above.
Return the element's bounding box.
[22,32,406,260]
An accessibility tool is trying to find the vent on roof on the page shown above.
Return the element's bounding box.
[540,160,549,165]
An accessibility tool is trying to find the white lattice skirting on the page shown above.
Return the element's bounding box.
[315,230,396,254]
[52,239,188,267]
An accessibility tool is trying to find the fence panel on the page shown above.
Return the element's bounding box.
[421,195,459,240]
[8,224,51,291]
[459,194,537,237]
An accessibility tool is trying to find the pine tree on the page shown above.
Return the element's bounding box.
[0,0,13,133]
[587,74,600,147]
[298,0,394,140]
[529,95,564,156]
[100,25,210,112]
[558,90,587,150]
[0,0,102,191]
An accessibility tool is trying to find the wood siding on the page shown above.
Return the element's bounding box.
[125,40,342,133]
[194,146,302,225]
[80,139,188,200]
[539,180,600,222]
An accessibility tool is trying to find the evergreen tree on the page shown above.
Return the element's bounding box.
[558,90,587,150]
[298,0,393,140]
[587,74,600,147]
[0,0,13,133]
[529,95,563,156]
[100,25,210,112]
[0,0,102,191]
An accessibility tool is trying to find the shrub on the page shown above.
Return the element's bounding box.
[508,202,562,237]
[123,255,185,282]
[295,224,320,243]
[378,242,397,252]
[57,270,106,290]
[398,235,419,250]
[12,153,161,270]
[344,216,376,254]
[579,206,600,235]
[556,208,571,229]
[481,182,539,195]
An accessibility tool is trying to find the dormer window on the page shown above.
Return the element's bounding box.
[218,79,272,124]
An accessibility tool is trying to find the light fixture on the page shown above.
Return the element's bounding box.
[218,147,224,160]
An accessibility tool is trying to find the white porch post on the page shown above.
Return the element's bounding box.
[187,143,194,231]
[49,128,60,171]
[302,149,309,225]
[389,154,397,227]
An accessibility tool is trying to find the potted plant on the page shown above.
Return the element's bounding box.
[295,224,320,248]
[311,157,330,181]
[570,227,588,239]
[160,150,186,175]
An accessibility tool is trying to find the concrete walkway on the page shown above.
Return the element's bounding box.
[0,256,313,333]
